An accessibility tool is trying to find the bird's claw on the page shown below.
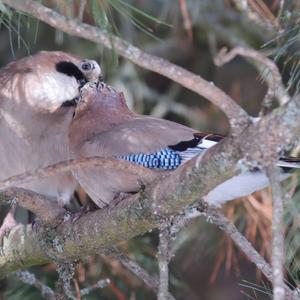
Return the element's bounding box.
[71,205,96,223]
[110,192,132,207]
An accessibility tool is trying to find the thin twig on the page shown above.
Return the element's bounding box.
[179,0,193,41]
[112,248,175,300]
[232,0,279,30]
[214,46,290,110]
[2,0,250,129]
[198,203,297,300]
[14,270,55,300]
[199,204,273,280]
[158,226,171,300]
[80,278,110,296]
[266,165,285,300]
[77,0,86,21]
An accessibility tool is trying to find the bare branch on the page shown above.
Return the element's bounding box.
[266,165,285,300]
[2,0,250,129]
[77,0,86,21]
[201,204,272,278]
[214,46,290,109]
[15,269,109,300]
[80,278,110,296]
[1,187,65,225]
[158,226,171,300]
[113,249,175,300]
[198,204,297,300]
[179,0,193,41]
[232,0,280,31]
[14,270,55,300]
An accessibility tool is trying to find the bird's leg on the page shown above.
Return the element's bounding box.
[137,179,146,193]
[110,192,134,207]
[110,180,147,207]
[0,203,18,251]
[71,203,98,223]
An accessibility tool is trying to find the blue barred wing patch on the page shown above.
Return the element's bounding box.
[119,148,181,170]
[118,135,220,170]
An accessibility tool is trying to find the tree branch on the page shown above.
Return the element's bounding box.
[1,93,300,284]
[80,278,110,296]
[214,46,290,108]
[267,165,285,300]
[112,249,175,300]
[2,0,250,130]
[14,270,110,299]
[14,270,55,300]
[197,203,296,300]
[0,187,65,225]
[157,226,171,300]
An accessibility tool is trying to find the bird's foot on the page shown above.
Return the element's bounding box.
[110,192,132,207]
[0,204,18,255]
[137,179,146,192]
[71,204,97,222]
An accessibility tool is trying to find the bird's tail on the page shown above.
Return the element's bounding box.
[278,157,300,169]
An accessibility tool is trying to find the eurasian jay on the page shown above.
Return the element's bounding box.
[69,62,300,208]
[0,51,91,235]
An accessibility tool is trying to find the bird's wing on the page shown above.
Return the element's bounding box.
[78,116,223,159]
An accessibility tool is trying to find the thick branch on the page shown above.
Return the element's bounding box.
[1,94,300,280]
[2,0,250,128]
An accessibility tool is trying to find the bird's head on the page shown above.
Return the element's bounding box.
[78,59,103,84]
[0,51,88,113]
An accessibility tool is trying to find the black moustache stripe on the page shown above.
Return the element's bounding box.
[56,61,86,82]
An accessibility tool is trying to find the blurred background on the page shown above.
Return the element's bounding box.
[0,0,300,299]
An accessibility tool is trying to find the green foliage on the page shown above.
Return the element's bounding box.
[0,4,32,56]
[239,280,272,299]
[284,173,300,285]
[263,11,300,94]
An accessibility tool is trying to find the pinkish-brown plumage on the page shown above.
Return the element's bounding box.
[69,80,300,209]
[69,83,198,207]
[0,51,82,205]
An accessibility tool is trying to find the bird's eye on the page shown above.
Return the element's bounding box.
[81,62,92,71]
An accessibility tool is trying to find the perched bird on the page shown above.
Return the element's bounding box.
[0,51,89,235]
[69,69,300,208]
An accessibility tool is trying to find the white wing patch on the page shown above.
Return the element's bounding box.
[179,138,218,163]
